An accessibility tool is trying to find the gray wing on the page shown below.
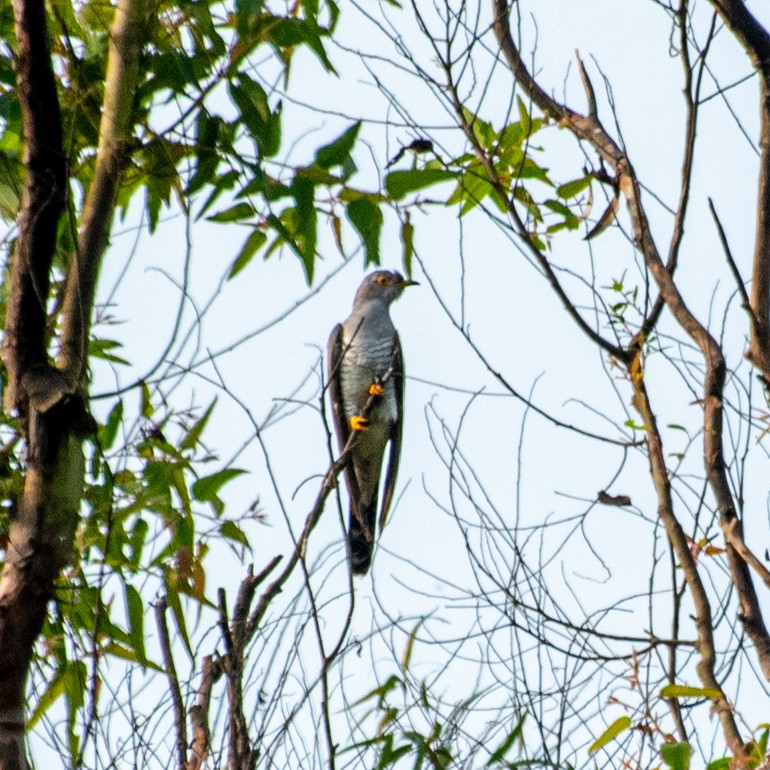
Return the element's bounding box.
[327,324,365,517]
[379,331,404,530]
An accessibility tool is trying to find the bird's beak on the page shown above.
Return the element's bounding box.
[399,279,419,288]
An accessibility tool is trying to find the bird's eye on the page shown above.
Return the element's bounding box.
[376,274,389,286]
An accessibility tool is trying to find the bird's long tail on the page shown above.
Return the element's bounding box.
[348,498,377,575]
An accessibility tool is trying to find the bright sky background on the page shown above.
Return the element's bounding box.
[65,0,770,766]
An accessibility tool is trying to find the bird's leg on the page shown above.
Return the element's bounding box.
[350,379,385,431]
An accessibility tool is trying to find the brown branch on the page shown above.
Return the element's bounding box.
[187,655,222,770]
[57,0,152,383]
[193,562,277,770]
[0,3,71,768]
[642,9,715,337]
[216,589,256,770]
[708,197,753,318]
[575,50,597,119]
[245,363,397,641]
[3,0,67,415]
[443,37,628,363]
[155,598,187,770]
[708,1,770,384]
[630,366,744,755]
[492,1,758,755]
[709,0,770,74]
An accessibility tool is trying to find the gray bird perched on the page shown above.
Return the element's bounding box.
[328,270,418,575]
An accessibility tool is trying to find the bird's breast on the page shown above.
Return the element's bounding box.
[340,334,397,422]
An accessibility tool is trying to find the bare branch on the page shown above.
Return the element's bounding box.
[186,656,221,770]
[708,197,753,319]
[155,598,188,770]
[709,0,770,384]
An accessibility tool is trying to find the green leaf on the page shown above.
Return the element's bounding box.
[660,684,722,699]
[207,202,253,223]
[292,175,317,282]
[27,663,67,729]
[353,674,404,707]
[164,572,193,661]
[401,619,425,671]
[268,18,335,72]
[141,381,153,418]
[450,167,495,216]
[661,741,691,770]
[128,517,149,569]
[64,659,87,762]
[706,758,731,770]
[124,583,147,665]
[517,95,532,136]
[346,196,383,266]
[192,468,247,502]
[316,122,360,169]
[98,399,123,450]
[103,642,163,671]
[487,713,526,764]
[557,175,592,199]
[196,169,239,220]
[229,75,281,157]
[235,0,266,38]
[461,106,495,148]
[181,400,217,451]
[400,217,414,277]
[588,716,631,755]
[544,199,579,229]
[228,229,267,279]
[90,337,130,365]
[221,520,250,548]
[187,112,223,195]
[385,168,456,200]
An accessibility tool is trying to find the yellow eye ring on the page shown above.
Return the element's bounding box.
[376,274,389,286]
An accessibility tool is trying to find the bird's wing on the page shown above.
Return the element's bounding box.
[328,323,364,516]
[328,323,350,450]
[379,331,404,530]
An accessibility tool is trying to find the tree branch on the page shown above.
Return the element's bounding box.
[57,0,152,383]
[155,598,188,770]
[709,0,770,385]
[491,0,769,755]
[3,0,67,415]
[0,3,69,768]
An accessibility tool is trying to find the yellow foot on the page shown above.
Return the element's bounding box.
[350,415,369,431]
[369,383,385,396]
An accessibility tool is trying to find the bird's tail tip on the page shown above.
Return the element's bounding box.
[348,502,376,575]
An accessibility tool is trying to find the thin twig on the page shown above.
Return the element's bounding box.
[708,197,753,319]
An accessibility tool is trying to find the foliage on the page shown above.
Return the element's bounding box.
[4,0,770,769]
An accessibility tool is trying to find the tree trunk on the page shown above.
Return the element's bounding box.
[0,0,148,765]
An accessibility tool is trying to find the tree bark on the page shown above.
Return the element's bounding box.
[0,1,149,767]
[0,2,68,767]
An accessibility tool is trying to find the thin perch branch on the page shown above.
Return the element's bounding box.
[155,598,187,770]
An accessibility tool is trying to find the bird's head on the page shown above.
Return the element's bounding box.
[353,270,419,306]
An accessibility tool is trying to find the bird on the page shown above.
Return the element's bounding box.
[327,270,418,575]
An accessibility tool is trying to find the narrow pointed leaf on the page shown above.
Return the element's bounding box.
[192,468,247,502]
[660,684,722,699]
[181,399,217,450]
[347,196,382,266]
[588,716,631,755]
[385,169,456,200]
[316,122,360,169]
